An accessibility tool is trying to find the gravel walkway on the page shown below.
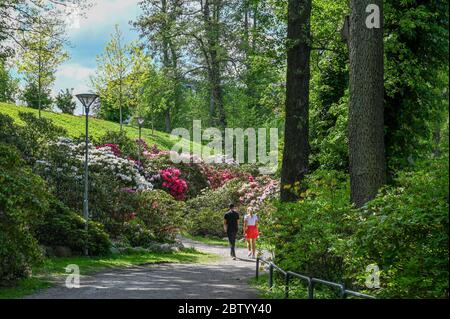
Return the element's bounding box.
[25,238,260,299]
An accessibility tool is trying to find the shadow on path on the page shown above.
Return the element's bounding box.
[25,238,260,299]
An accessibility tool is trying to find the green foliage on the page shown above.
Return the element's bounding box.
[185,180,243,237]
[310,91,349,170]
[16,112,67,162]
[262,169,352,283]
[339,155,449,298]
[96,130,138,158]
[91,25,150,124]
[187,208,227,238]
[171,161,210,199]
[120,219,156,248]
[263,155,449,298]
[135,190,185,242]
[55,89,76,114]
[21,83,53,110]
[0,143,48,283]
[0,58,17,103]
[35,198,111,256]
[0,112,67,164]
[0,113,21,147]
[383,0,449,170]
[16,15,68,112]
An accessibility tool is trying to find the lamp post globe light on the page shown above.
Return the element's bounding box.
[75,93,99,256]
[137,117,144,167]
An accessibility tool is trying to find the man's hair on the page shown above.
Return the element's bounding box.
[229,203,235,209]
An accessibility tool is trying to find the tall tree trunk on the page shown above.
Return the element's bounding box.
[162,41,171,133]
[170,42,181,131]
[204,0,226,128]
[38,35,42,118]
[165,109,171,132]
[252,1,258,51]
[162,0,172,133]
[119,77,123,132]
[349,0,386,207]
[280,0,312,202]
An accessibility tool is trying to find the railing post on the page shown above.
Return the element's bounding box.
[308,280,314,299]
[256,257,260,280]
[268,263,274,290]
[284,273,290,299]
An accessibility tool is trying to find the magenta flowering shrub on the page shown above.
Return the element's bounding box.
[159,167,188,200]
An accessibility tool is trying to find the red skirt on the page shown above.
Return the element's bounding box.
[245,225,259,239]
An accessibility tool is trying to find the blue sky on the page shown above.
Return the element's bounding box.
[54,0,142,114]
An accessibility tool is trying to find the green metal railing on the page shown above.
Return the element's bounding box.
[256,257,376,299]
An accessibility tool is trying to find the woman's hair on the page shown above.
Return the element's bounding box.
[247,207,254,215]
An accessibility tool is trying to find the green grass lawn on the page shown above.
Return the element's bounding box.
[0,248,218,299]
[0,102,194,151]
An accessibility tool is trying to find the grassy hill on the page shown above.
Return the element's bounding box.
[0,103,189,151]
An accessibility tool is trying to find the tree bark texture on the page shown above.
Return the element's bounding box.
[280,0,312,202]
[349,0,386,207]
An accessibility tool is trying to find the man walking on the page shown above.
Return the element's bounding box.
[224,203,240,260]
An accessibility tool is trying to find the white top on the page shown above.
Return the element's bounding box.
[244,214,258,226]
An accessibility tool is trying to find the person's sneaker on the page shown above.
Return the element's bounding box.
[252,254,256,259]
[247,251,252,257]
[232,257,237,260]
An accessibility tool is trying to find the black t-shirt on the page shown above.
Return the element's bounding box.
[224,210,240,233]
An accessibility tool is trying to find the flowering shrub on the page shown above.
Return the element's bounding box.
[159,167,188,200]
[34,137,152,236]
[41,137,152,191]
[97,130,138,158]
[238,175,280,211]
[199,161,255,190]
[143,143,171,160]
[96,143,121,157]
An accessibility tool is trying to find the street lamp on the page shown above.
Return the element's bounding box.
[137,117,144,167]
[76,93,99,256]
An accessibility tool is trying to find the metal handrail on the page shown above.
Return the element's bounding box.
[256,257,375,299]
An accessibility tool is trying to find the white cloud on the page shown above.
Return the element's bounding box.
[68,0,141,37]
[53,63,96,114]
[52,0,142,115]
[56,63,95,82]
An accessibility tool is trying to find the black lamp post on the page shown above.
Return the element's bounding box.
[137,117,144,167]
[75,93,99,256]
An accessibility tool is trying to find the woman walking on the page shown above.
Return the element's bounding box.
[243,207,259,259]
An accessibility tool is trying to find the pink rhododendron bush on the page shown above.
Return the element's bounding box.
[32,130,280,246]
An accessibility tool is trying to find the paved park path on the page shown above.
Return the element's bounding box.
[25,238,260,299]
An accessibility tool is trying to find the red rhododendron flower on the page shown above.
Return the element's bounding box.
[159,167,188,200]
